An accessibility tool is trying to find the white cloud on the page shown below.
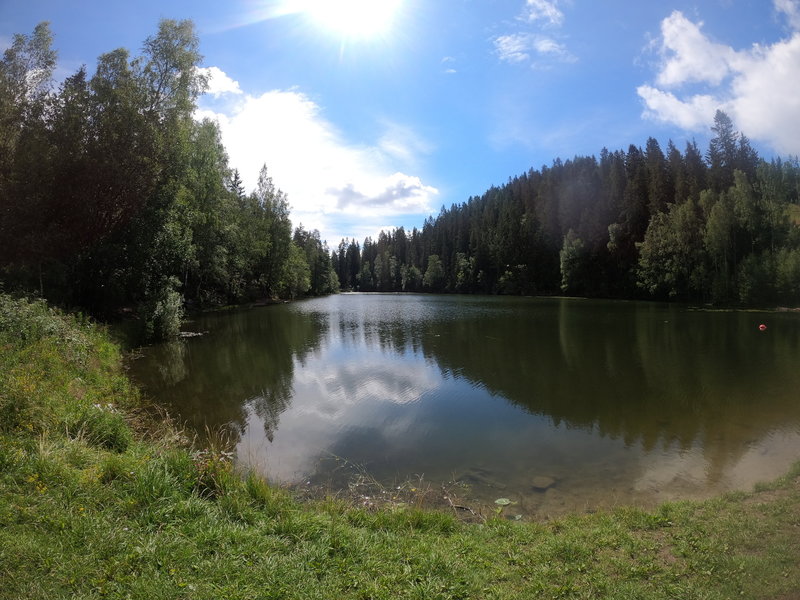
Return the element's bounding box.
[638,4,800,155]
[494,33,534,63]
[775,0,800,30]
[493,32,575,65]
[533,37,574,60]
[522,0,565,27]
[328,173,437,213]
[236,351,443,484]
[727,34,800,154]
[636,85,719,130]
[196,66,243,97]
[495,1,575,67]
[195,71,438,241]
[655,11,736,87]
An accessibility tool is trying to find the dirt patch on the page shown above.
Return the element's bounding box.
[656,541,679,566]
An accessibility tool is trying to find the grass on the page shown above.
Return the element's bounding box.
[2,294,800,599]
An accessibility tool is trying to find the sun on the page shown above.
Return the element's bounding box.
[303,0,403,39]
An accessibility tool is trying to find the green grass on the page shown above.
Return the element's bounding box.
[2,294,800,599]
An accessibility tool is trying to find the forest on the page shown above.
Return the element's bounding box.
[3,21,800,342]
[333,122,800,305]
[0,21,338,341]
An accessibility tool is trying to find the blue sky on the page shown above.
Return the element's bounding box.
[3,0,800,244]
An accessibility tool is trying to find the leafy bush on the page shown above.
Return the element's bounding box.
[140,278,184,342]
[776,247,800,303]
[737,252,775,305]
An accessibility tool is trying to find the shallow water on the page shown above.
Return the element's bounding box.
[128,294,800,517]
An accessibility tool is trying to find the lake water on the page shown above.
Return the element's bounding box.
[127,294,800,518]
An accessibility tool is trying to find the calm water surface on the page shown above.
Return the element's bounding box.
[128,294,800,517]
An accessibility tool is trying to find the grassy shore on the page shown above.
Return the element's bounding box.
[1,294,799,599]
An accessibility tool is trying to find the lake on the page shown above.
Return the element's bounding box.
[127,294,800,518]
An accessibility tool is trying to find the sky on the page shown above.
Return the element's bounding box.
[3,0,800,245]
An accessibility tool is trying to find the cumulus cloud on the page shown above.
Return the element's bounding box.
[636,86,719,130]
[236,353,442,483]
[638,2,800,155]
[329,174,437,213]
[196,66,243,97]
[196,71,438,240]
[654,11,736,87]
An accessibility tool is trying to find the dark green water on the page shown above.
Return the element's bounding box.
[128,294,800,517]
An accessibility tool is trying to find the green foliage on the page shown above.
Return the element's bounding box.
[332,117,799,307]
[402,264,423,292]
[453,252,473,292]
[357,260,373,291]
[0,295,138,440]
[0,22,56,205]
[281,243,312,299]
[292,225,338,296]
[334,239,362,291]
[737,252,775,305]
[1,21,337,335]
[559,230,588,294]
[423,254,445,291]
[140,278,184,342]
[776,247,800,302]
[637,199,707,299]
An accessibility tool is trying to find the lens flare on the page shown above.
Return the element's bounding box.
[303,0,403,39]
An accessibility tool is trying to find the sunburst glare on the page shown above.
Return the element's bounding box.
[301,0,403,39]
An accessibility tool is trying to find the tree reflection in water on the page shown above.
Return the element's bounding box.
[129,295,800,512]
[128,304,327,446]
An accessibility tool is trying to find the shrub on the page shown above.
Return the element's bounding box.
[140,278,184,342]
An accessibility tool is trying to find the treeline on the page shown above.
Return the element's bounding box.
[0,21,337,340]
[4,22,799,342]
[334,112,800,305]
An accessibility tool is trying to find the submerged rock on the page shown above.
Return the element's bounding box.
[531,476,556,491]
[457,467,507,490]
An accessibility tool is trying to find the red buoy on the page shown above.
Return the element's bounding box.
[759,323,767,331]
